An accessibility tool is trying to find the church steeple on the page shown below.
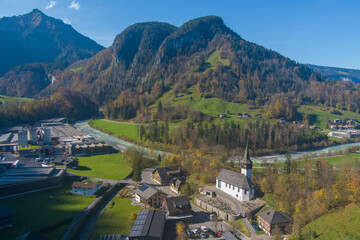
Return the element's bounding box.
[241,140,252,179]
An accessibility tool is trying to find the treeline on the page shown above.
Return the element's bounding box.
[256,158,360,239]
[0,89,98,127]
[139,119,330,155]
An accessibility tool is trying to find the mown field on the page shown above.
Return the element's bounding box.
[90,119,179,141]
[0,180,93,240]
[299,105,360,129]
[67,153,131,180]
[89,197,142,239]
[0,95,32,104]
[302,203,360,239]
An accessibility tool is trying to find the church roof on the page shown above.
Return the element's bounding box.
[217,169,255,190]
[242,141,252,165]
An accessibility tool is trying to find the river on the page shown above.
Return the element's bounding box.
[73,120,167,158]
[74,120,360,163]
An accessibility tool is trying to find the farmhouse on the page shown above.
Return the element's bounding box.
[152,166,185,185]
[72,181,102,195]
[257,210,293,236]
[216,143,256,201]
[127,210,165,240]
[162,196,192,216]
[170,178,187,195]
[133,184,167,208]
[0,206,13,230]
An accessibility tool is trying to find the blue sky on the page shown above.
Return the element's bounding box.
[1,0,360,69]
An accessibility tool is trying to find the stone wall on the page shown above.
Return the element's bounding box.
[195,197,240,222]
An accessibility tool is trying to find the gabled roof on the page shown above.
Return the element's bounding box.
[128,210,165,238]
[171,178,185,188]
[72,181,97,189]
[217,169,255,190]
[134,184,164,200]
[258,210,293,225]
[153,166,184,180]
[163,196,191,213]
[222,231,238,240]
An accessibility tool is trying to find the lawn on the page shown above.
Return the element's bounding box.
[67,153,131,180]
[0,180,93,240]
[230,218,251,237]
[0,95,32,104]
[298,105,360,129]
[153,86,265,122]
[302,203,360,239]
[205,50,230,69]
[90,119,141,141]
[89,197,142,239]
[311,152,360,168]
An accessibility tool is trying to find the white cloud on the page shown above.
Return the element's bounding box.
[62,18,71,25]
[45,0,57,10]
[68,1,80,10]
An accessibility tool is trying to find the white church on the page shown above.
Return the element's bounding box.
[216,143,256,201]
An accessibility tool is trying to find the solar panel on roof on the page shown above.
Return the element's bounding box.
[138,184,149,191]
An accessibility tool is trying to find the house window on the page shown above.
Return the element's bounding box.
[233,186,235,190]
[245,190,247,194]
[238,187,240,193]
[218,180,221,188]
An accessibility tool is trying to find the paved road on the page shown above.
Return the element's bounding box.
[76,185,124,240]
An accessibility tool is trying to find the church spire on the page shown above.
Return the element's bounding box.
[241,140,252,170]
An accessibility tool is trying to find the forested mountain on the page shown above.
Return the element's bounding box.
[307,64,360,84]
[45,16,360,118]
[0,9,104,97]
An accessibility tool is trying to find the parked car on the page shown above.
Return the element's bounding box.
[252,224,262,231]
[186,229,193,235]
[215,232,223,237]
[201,226,210,232]
[200,233,208,238]
[193,228,201,234]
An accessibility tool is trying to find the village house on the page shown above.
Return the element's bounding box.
[330,125,337,130]
[162,196,192,216]
[345,125,355,130]
[152,166,186,185]
[72,181,102,195]
[133,184,167,208]
[334,119,342,124]
[170,178,187,195]
[257,210,293,236]
[216,143,256,201]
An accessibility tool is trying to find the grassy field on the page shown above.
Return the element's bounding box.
[302,203,360,239]
[0,180,93,240]
[153,86,265,122]
[311,152,360,168]
[90,119,180,141]
[67,153,131,180]
[299,105,360,129]
[205,50,230,69]
[0,95,32,104]
[230,219,251,237]
[90,119,141,140]
[89,197,142,239]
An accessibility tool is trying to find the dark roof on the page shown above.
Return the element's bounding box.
[0,206,13,219]
[222,231,238,240]
[217,169,255,190]
[242,141,252,166]
[153,166,184,180]
[163,196,191,213]
[171,178,185,188]
[134,184,163,200]
[128,210,165,239]
[258,210,293,225]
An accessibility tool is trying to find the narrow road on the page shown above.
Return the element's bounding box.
[76,184,125,240]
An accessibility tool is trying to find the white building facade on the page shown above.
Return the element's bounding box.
[72,182,102,195]
[216,143,256,201]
